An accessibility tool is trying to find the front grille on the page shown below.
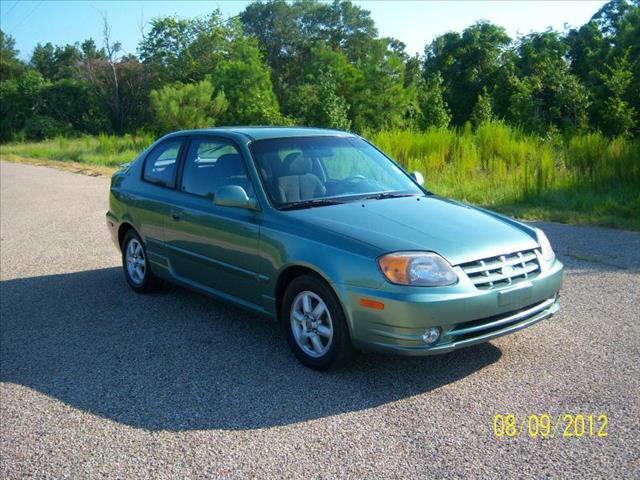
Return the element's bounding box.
[459,249,540,289]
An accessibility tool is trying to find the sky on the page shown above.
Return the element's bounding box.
[1,0,608,60]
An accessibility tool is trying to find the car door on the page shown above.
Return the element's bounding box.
[134,138,187,265]
[163,136,263,306]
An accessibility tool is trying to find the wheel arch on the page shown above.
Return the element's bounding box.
[274,263,351,334]
[117,222,140,249]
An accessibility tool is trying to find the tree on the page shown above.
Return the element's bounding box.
[30,43,56,79]
[80,39,106,60]
[0,70,48,140]
[599,52,637,136]
[149,79,228,134]
[139,13,280,125]
[45,79,110,134]
[116,58,150,132]
[470,87,494,127]
[80,54,148,134]
[424,22,511,126]
[417,73,451,129]
[139,13,222,86]
[212,22,281,125]
[239,0,307,102]
[567,0,640,134]
[287,69,351,129]
[0,79,19,141]
[507,71,590,134]
[102,15,123,132]
[79,16,146,133]
[321,0,378,61]
[506,31,590,134]
[350,38,417,131]
[0,30,24,81]
[284,43,359,127]
[1,0,638,140]
[30,42,82,80]
[240,0,379,105]
[591,0,634,36]
[315,71,351,130]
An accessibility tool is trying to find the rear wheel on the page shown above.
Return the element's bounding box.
[121,230,162,293]
[282,274,352,370]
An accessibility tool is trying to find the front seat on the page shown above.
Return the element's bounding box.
[277,153,326,203]
[215,153,251,194]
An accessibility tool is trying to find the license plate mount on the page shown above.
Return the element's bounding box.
[498,282,533,307]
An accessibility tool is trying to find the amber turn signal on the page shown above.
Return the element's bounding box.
[377,255,411,284]
[359,298,385,310]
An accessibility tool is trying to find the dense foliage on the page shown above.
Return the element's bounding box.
[1,0,639,140]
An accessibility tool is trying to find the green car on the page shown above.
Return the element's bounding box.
[106,127,563,370]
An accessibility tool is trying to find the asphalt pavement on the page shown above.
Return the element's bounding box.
[1,161,638,478]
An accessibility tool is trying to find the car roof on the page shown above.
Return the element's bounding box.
[163,126,356,142]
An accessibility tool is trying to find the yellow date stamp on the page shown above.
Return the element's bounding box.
[493,413,608,438]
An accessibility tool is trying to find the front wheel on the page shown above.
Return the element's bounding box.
[282,275,353,370]
[121,230,162,293]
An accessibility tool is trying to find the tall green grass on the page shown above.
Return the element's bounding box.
[0,133,154,168]
[369,122,640,229]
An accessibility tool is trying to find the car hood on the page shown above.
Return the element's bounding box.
[286,195,539,265]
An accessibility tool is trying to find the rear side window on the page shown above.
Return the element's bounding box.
[143,140,183,187]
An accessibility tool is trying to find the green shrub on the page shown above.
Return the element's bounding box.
[22,115,71,140]
[149,79,228,135]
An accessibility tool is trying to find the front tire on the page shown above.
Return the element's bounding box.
[282,275,352,370]
[121,230,162,293]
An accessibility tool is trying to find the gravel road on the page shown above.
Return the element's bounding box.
[1,161,638,479]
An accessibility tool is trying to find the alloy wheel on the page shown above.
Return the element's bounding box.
[290,290,334,358]
[125,238,146,285]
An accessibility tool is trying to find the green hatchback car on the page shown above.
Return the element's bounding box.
[106,127,563,370]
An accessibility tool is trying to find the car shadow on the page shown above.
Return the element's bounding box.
[1,267,502,431]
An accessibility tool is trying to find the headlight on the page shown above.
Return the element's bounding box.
[536,228,555,262]
[378,252,458,286]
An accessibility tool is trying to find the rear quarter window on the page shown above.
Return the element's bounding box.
[143,140,183,188]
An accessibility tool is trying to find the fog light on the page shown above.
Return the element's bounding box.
[422,327,441,345]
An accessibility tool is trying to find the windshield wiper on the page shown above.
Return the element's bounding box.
[362,192,419,201]
[279,198,344,211]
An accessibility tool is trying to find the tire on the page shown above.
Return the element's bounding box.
[121,230,162,293]
[281,274,353,370]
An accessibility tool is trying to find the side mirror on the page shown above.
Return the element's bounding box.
[214,185,259,210]
[410,171,425,186]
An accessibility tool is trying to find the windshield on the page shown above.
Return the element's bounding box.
[249,136,422,208]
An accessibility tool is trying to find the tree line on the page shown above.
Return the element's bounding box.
[0,0,638,142]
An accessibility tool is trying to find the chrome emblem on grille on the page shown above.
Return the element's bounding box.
[501,265,515,276]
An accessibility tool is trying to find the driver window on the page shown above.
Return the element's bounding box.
[181,139,254,199]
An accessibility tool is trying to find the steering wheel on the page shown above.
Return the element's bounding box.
[343,175,366,183]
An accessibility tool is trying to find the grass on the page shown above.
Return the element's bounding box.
[1,124,639,230]
[0,133,154,173]
[369,123,640,230]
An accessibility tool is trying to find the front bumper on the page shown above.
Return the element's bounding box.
[337,259,563,355]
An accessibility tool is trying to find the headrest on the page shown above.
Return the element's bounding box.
[265,152,282,176]
[284,152,312,175]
